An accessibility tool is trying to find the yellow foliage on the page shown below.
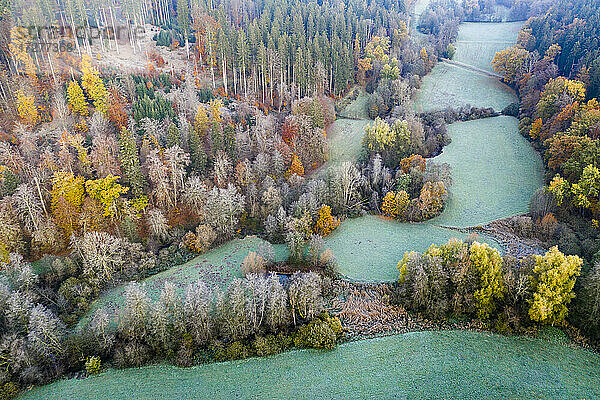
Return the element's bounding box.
[81,55,109,116]
[194,105,209,136]
[209,99,224,122]
[16,90,39,126]
[67,80,90,116]
[529,118,543,140]
[288,153,305,177]
[529,246,582,325]
[314,205,340,236]
[85,175,129,218]
[51,171,85,235]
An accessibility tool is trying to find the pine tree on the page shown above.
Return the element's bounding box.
[118,127,145,196]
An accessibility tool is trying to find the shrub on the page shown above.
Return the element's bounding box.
[241,251,266,276]
[0,382,19,400]
[502,102,520,117]
[85,356,102,375]
[294,313,343,350]
[212,341,250,362]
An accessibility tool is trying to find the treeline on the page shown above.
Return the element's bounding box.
[490,0,600,344]
[395,239,590,335]
[0,251,342,397]
[522,0,600,100]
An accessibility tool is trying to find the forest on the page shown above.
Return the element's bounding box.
[0,0,600,398]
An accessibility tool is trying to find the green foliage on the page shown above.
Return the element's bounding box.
[445,44,456,59]
[212,341,250,362]
[132,94,175,122]
[85,356,102,375]
[294,313,343,350]
[118,127,146,196]
[0,382,19,400]
[529,247,582,325]
[362,118,412,167]
[252,333,293,357]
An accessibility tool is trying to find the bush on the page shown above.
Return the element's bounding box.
[0,382,19,400]
[252,333,292,357]
[212,341,250,362]
[241,251,266,276]
[501,102,519,117]
[294,313,343,350]
[85,356,101,376]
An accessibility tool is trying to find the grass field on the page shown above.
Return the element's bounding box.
[453,22,523,72]
[325,118,370,165]
[432,116,544,227]
[77,236,288,329]
[415,62,517,112]
[20,330,600,400]
[337,88,370,120]
[324,215,499,282]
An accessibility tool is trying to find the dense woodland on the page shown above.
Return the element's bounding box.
[0,0,599,398]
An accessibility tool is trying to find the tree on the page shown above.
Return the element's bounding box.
[469,242,505,321]
[492,46,531,84]
[81,55,109,116]
[13,183,44,233]
[51,171,85,235]
[204,184,245,239]
[288,153,304,177]
[119,282,152,342]
[74,231,125,290]
[536,77,586,121]
[529,246,582,325]
[382,191,398,218]
[66,80,89,116]
[362,118,411,167]
[288,272,322,326]
[183,280,213,345]
[85,175,128,219]
[570,164,600,212]
[382,191,409,219]
[118,127,145,196]
[314,205,339,236]
[15,90,38,126]
[400,154,426,173]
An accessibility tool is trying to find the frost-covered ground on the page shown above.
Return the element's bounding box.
[20,331,600,400]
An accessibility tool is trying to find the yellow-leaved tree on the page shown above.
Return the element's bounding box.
[67,80,90,116]
[51,171,85,235]
[529,246,582,325]
[85,175,129,218]
[314,205,340,236]
[81,55,109,116]
[288,153,304,177]
[469,242,505,321]
[16,90,38,126]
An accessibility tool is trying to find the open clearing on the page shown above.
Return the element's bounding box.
[415,62,517,112]
[326,119,370,165]
[453,22,523,72]
[77,236,288,329]
[324,215,499,282]
[432,116,544,227]
[20,330,600,400]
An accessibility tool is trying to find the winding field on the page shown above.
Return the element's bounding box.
[21,331,600,400]
[20,15,580,400]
